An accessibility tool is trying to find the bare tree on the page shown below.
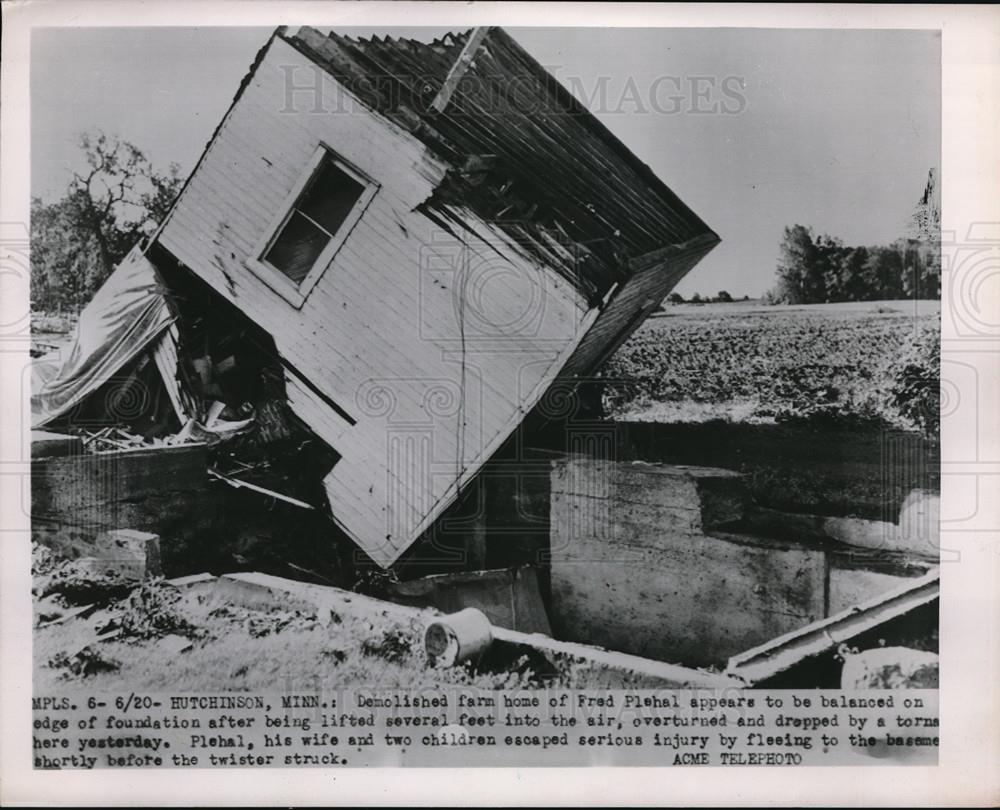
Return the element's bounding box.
[31,131,183,311]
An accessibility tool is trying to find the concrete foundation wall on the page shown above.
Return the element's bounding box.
[608,421,939,522]
[549,457,830,666]
[32,444,210,561]
[548,455,928,668]
[31,443,352,582]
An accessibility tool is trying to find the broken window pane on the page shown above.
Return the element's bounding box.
[264,157,366,286]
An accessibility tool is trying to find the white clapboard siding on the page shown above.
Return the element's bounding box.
[157,36,592,565]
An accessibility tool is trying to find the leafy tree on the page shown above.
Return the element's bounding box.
[772,224,817,304]
[837,246,870,302]
[666,292,685,305]
[863,246,905,300]
[689,292,704,304]
[31,130,182,312]
[715,290,733,303]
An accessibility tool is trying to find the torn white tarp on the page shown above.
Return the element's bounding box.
[31,244,175,427]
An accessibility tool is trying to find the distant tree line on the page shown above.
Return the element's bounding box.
[31,131,183,313]
[766,170,941,305]
[664,291,749,306]
[766,226,941,304]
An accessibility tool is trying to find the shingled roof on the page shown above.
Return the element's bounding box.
[283,26,719,304]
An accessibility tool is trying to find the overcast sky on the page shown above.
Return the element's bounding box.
[31,26,940,297]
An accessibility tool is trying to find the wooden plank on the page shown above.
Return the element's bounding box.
[207,469,315,510]
[430,27,489,113]
[726,569,940,685]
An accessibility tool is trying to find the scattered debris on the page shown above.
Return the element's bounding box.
[78,425,203,453]
[244,609,318,638]
[48,646,121,679]
[110,579,200,642]
[321,647,348,664]
[361,625,420,664]
[37,558,135,607]
[34,594,69,626]
[89,529,163,580]
[31,542,60,579]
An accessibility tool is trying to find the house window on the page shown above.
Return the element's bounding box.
[249,145,378,307]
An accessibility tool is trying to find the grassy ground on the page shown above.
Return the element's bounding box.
[604,299,940,430]
[33,553,631,692]
[35,601,511,693]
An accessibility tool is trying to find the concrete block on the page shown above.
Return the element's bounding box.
[93,529,162,579]
[166,573,218,608]
[211,573,317,614]
[31,444,209,557]
[166,572,217,591]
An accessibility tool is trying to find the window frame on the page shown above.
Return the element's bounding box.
[247,144,379,308]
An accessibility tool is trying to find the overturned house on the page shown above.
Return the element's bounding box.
[32,26,938,684]
[34,25,720,567]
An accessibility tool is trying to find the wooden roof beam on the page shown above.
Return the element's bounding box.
[430,27,490,113]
